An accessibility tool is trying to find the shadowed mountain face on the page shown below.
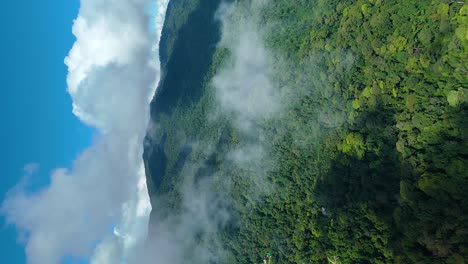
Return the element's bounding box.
[144,0,468,263]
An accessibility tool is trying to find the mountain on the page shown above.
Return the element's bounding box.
[144,0,468,263]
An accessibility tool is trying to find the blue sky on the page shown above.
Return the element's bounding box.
[0,0,92,263]
[0,0,170,263]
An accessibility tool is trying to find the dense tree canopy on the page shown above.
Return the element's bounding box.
[145,0,468,263]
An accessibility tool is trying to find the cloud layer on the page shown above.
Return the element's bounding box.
[2,0,168,263]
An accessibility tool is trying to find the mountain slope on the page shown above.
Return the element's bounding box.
[144,0,468,263]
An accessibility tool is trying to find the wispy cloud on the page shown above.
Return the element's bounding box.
[1,0,168,263]
[213,0,279,133]
[22,163,40,176]
[213,0,280,199]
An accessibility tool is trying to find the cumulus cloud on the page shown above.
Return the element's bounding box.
[65,0,155,132]
[2,0,169,264]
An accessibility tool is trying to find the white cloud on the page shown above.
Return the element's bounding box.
[213,29,279,131]
[65,0,153,132]
[2,0,169,264]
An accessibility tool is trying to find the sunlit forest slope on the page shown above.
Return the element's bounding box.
[144,0,468,263]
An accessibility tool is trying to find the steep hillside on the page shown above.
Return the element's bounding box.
[144,0,468,263]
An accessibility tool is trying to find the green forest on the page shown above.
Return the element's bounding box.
[144,0,468,263]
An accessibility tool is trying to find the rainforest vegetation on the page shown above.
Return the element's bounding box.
[144,0,468,263]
